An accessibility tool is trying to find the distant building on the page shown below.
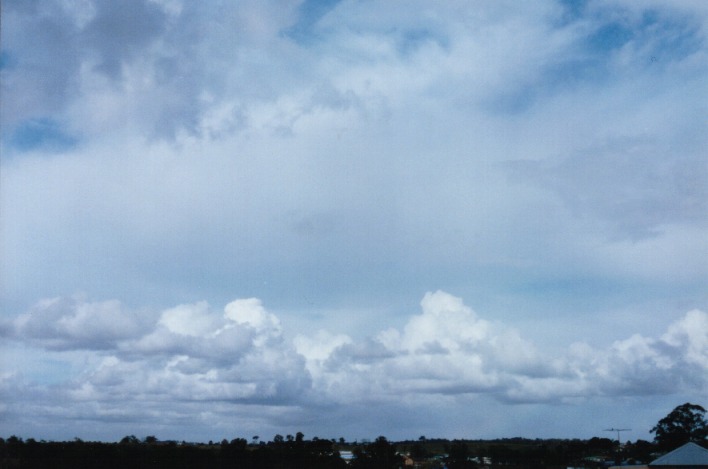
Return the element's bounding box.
[340,450,354,463]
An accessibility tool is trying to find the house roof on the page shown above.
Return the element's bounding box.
[650,442,708,466]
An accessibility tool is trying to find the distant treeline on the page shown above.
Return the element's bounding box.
[2,434,343,469]
[0,434,676,469]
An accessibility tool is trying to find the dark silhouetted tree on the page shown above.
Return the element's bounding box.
[651,403,708,451]
[625,439,655,464]
[410,441,427,460]
[446,440,475,468]
[351,436,399,469]
[120,435,139,445]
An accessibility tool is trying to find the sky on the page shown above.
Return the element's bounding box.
[1,0,707,444]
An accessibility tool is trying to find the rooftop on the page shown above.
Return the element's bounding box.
[650,442,708,466]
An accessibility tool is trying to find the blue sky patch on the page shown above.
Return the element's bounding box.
[395,28,449,57]
[497,8,706,116]
[483,54,609,115]
[0,51,15,70]
[647,18,703,61]
[285,0,343,43]
[586,10,701,61]
[8,118,78,152]
[588,22,634,52]
[556,0,589,26]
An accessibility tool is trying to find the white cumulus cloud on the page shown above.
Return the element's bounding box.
[2,291,707,440]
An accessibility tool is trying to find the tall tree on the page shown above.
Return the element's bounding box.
[651,403,708,451]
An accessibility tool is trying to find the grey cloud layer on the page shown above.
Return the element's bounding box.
[4,292,707,437]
